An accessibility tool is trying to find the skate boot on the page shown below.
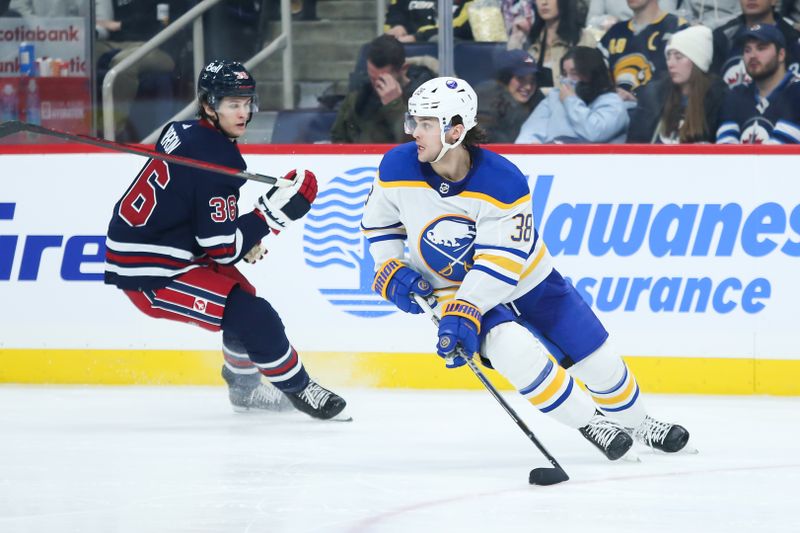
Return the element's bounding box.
[222,366,294,413]
[630,415,690,453]
[286,378,350,421]
[579,411,634,460]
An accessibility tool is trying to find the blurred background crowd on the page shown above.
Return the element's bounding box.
[0,0,798,144]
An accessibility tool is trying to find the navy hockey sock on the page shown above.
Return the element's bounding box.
[222,287,309,392]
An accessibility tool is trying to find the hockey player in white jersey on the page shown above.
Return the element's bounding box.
[361,77,690,460]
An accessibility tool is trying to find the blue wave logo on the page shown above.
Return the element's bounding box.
[303,167,396,317]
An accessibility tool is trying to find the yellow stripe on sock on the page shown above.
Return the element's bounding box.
[529,365,567,406]
[592,374,636,406]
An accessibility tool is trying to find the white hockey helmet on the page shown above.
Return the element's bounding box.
[405,77,478,162]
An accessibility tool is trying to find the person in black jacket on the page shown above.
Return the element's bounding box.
[384,0,474,42]
[96,0,186,140]
[627,25,728,143]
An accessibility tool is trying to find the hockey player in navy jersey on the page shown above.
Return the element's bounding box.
[362,77,691,459]
[105,60,349,420]
[716,24,800,143]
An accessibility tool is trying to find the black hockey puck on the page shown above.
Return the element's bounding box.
[529,467,569,486]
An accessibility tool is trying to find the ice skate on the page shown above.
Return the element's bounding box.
[222,366,294,413]
[287,378,351,421]
[630,415,694,453]
[579,411,635,461]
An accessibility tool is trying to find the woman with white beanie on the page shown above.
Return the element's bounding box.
[626,24,729,143]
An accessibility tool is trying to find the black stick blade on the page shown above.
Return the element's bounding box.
[529,467,569,486]
[0,120,25,140]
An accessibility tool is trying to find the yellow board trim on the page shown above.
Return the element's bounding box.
[0,350,798,395]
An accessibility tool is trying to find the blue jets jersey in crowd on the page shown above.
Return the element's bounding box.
[716,73,800,144]
[105,119,270,290]
[712,17,800,88]
[599,13,688,93]
[361,142,553,313]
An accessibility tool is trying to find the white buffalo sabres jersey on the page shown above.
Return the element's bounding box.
[361,142,553,313]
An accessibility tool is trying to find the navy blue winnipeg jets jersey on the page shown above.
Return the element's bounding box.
[716,74,800,144]
[105,119,270,290]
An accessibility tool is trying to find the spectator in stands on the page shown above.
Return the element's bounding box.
[516,46,629,142]
[627,25,728,142]
[331,35,435,143]
[599,0,689,102]
[476,49,545,142]
[716,24,800,143]
[502,0,535,39]
[676,0,741,27]
[204,0,267,63]
[384,0,473,42]
[781,0,800,29]
[8,0,88,16]
[509,0,597,86]
[711,0,800,87]
[95,0,179,140]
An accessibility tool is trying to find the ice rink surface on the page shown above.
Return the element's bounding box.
[0,386,797,533]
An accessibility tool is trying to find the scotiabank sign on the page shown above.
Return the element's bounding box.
[0,17,89,77]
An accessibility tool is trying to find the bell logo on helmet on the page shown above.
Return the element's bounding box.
[445,79,458,89]
[205,63,223,73]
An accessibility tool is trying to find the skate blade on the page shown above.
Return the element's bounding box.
[621,450,642,463]
[231,403,296,414]
[678,442,699,455]
[327,409,353,422]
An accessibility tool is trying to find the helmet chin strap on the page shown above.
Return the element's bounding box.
[432,125,467,163]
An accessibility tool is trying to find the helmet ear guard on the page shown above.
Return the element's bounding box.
[406,77,478,162]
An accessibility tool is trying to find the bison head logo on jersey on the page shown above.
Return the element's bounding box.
[613,54,653,92]
[419,215,477,282]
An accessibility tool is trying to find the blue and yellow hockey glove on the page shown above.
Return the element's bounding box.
[372,258,434,314]
[436,300,481,369]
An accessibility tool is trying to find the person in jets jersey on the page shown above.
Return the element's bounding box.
[105,60,348,421]
[361,76,691,459]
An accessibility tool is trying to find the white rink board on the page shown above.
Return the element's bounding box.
[0,151,798,361]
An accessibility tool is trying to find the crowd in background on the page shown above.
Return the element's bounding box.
[1,0,798,144]
[339,0,800,144]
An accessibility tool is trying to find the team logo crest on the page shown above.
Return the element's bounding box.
[740,118,773,144]
[302,167,396,317]
[614,54,653,92]
[419,215,476,281]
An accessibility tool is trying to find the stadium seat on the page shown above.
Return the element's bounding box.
[453,42,507,87]
[270,109,338,143]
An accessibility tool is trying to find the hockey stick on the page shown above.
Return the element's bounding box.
[412,294,569,486]
[0,120,286,186]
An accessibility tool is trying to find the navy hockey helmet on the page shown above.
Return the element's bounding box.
[197,59,259,117]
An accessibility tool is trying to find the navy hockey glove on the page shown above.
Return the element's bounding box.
[256,169,318,233]
[372,258,433,314]
[436,300,481,369]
